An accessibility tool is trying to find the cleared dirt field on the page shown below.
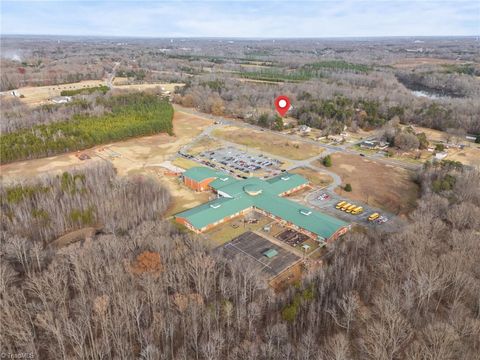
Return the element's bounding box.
[290,167,333,187]
[1,109,212,179]
[212,126,324,160]
[324,153,419,214]
[3,80,105,106]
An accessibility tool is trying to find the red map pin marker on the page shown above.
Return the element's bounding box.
[275,95,290,117]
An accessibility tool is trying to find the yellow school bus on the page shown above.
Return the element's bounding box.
[345,204,357,213]
[351,206,363,215]
[368,213,380,221]
[335,201,347,209]
[341,203,352,211]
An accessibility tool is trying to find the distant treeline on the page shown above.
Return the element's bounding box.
[237,61,372,83]
[0,92,174,163]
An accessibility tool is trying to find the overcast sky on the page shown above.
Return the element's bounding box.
[1,1,479,38]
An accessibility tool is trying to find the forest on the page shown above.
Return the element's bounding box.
[1,35,479,359]
[0,91,174,163]
[1,159,479,359]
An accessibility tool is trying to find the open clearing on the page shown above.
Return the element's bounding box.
[392,57,464,68]
[212,126,324,160]
[3,80,105,106]
[290,167,333,187]
[172,157,199,169]
[113,82,184,92]
[324,153,419,214]
[445,147,480,168]
[1,81,184,107]
[187,136,219,155]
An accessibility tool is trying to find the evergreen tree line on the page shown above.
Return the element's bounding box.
[0,92,174,163]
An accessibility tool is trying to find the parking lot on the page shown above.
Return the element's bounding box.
[306,189,395,227]
[220,231,301,277]
[203,147,284,175]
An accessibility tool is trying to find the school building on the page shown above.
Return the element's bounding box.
[175,167,349,243]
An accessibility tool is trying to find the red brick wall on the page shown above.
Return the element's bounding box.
[183,176,215,191]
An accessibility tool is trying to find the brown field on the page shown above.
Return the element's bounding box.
[113,82,184,92]
[290,167,333,187]
[187,136,219,155]
[409,125,447,142]
[445,146,480,168]
[325,153,419,214]
[4,80,105,106]
[172,157,200,169]
[1,81,185,107]
[212,126,324,160]
[112,77,129,85]
[392,57,464,68]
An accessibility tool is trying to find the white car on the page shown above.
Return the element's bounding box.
[376,216,388,224]
[317,193,330,201]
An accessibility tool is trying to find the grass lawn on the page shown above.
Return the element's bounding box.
[290,167,333,187]
[205,215,272,248]
[187,136,220,155]
[326,153,419,215]
[212,126,324,160]
[172,157,200,169]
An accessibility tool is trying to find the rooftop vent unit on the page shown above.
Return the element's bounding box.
[300,209,312,216]
[210,203,221,209]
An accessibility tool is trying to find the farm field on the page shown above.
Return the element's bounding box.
[113,82,184,92]
[212,126,324,160]
[1,81,184,107]
[392,57,463,68]
[2,80,105,106]
[290,167,333,187]
[323,153,419,214]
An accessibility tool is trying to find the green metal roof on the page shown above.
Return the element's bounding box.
[176,167,347,239]
[252,193,347,240]
[183,167,222,182]
[176,196,253,229]
[266,173,309,195]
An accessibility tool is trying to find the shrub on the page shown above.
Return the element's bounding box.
[323,155,332,167]
[344,183,352,192]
